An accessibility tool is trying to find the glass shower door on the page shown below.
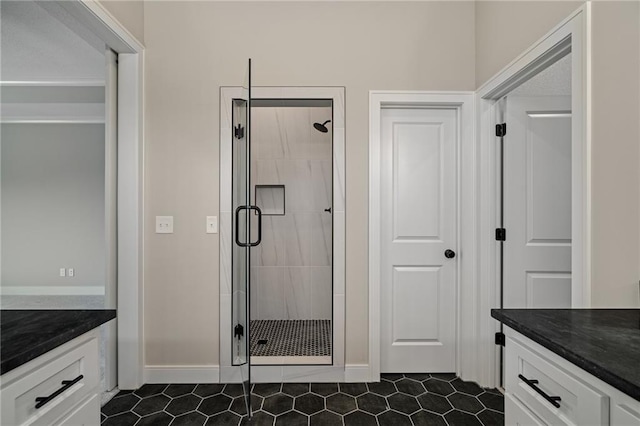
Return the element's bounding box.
[232,59,259,418]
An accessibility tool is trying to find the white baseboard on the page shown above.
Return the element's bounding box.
[144,365,220,384]
[345,364,371,382]
[0,286,105,296]
[219,366,243,384]
[144,364,370,384]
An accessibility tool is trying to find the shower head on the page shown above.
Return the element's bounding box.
[313,120,331,133]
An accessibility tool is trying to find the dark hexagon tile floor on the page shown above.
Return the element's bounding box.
[101,374,504,425]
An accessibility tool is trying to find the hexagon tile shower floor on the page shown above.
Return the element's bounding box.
[101,374,503,425]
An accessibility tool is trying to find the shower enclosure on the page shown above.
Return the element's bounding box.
[227,61,339,416]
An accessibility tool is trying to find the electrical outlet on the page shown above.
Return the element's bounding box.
[59,268,66,277]
[68,268,75,277]
[156,216,174,234]
[206,216,218,234]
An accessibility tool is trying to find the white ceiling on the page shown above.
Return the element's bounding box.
[1,1,105,83]
[510,53,572,97]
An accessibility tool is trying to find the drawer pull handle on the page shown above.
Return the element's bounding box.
[518,374,561,408]
[35,375,84,409]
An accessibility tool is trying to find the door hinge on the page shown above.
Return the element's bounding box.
[234,324,244,340]
[234,124,245,140]
[495,228,506,241]
[496,123,507,137]
[495,332,506,346]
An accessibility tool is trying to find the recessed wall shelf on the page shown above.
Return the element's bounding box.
[255,184,285,216]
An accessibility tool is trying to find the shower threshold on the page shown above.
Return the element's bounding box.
[250,320,331,365]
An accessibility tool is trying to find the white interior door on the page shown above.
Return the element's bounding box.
[504,96,572,308]
[380,107,457,373]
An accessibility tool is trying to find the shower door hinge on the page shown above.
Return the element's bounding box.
[495,228,506,241]
[234,124,245,140]
[495,332,506,346]
[496,123,507,137]
[234,324,244,340]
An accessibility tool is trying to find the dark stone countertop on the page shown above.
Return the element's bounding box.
[491,309,640,401]
[1,310,116,375]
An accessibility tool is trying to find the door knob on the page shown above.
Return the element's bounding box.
[444,249,456,259]
[324,207,332,213]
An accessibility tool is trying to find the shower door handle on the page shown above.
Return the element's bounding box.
[248,206,262,247]
[235,205,262,247]
[234,206,246,247]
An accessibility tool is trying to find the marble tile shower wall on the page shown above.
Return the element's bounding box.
[250,106,333,321]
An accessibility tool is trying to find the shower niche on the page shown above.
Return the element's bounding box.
[255,185,285,216]
[249,99,333,365]
[220,86,345,383]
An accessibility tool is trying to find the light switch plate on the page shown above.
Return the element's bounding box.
[206,216,218,234]
[156,216,174,234]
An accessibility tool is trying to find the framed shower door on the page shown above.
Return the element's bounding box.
[231,59,261,417]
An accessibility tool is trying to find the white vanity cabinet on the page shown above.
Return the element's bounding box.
[0,330,101,426]
[504,327,640,426]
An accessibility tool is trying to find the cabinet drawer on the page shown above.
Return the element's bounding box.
[506,332,609,426]
[611,403,640,426]
[506,393,546,426]
[55,394,100,426]
[610,391,640,426]
[1,336,99,426]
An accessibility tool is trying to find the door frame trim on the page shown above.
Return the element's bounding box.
[368,91,475,382]
[63,0,146,390]
[476,4,590,388]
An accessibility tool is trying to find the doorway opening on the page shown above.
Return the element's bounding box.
[476,6,589,389]
[499,53,573,310]
[496,51,573,386]
[0,0,120,403]
[249,99,334,365]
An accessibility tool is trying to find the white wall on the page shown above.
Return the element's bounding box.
[475,1,582,88]
[250,105,333,321]
[98,0,144,45]
[1,123,106,293]
[590,1,640,307]
[143,1,476,367]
